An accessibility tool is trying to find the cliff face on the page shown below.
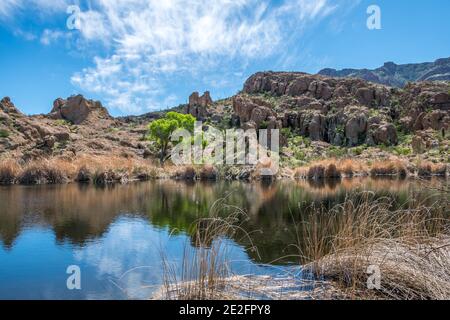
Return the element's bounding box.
[318,57,450,87]
[232,71,449,148]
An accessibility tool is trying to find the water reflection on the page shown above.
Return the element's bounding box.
[0,178,448,299]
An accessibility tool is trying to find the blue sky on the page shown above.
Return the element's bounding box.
[0,0,449,116]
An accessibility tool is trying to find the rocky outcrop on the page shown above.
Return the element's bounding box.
[49,95,111,125]
[0,97,23,116]
[236,72,403,147]
[398,82,450,133]
[185,91,213,120]
[319,57,450,87]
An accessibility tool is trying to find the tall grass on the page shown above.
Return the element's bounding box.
[160,198,258,300]
[293,192,450,299]
[0,154,157,185]
[0,160,20,185]
[158,191,449,300]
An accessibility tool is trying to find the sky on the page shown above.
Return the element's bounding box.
[0,0,449,116]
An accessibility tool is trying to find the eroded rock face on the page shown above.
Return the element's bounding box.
[235,72,405,147]
[232,95,275,128]
[234,72,450,147]
[49,95,111,125]
[186,91,213,120]
[0,97,22,115]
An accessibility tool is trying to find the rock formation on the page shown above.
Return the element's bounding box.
[49,95,111,124]
[186,91,213,120]
[232,71,450,148]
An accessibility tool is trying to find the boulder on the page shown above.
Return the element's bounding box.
[370,123,398,146]
[50,95,111,124]
[345,114,367,146]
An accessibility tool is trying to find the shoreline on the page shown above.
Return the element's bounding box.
[0,157,449,186]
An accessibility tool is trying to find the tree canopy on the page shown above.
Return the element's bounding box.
[147,112,195,164]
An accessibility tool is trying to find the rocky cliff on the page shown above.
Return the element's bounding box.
[231,71,449,148]
[319,57,450,87]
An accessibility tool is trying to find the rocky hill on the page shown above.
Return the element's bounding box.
[232,71,449,147]
[0,70,449,183]
[0,95,151,162]
[319,57,450,87]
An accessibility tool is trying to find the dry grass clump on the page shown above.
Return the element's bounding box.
[199,165,218,181]
[293,166,308,179]
[175,165,197,180]
[18,160,68,185]
[418,162,447,177]
[161,199,257,300]
[0,160,20,185]
[307,164,326,180]
[370,160,407,177]
[338,159,367,177]
[0,154,157,185]
[296,192,450,299]
[294,159,368,180]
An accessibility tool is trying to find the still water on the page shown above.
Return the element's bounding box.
[0,178,447,299]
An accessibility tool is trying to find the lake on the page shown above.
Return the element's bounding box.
[0,178,448,299]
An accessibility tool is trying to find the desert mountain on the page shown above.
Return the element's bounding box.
[319,57,450,87]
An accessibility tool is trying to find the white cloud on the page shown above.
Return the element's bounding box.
[0,0,69,18]
[40,29,68,45]
[2,0,342,114]
[67,0,340,114]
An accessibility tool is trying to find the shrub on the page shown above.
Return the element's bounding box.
[199,165,218,180]
[370,160,407,177]
[324,164,341,179]
[0,129,9,138]
[307,165,326,180]
[0,160,19,185]
[18,162,67,185]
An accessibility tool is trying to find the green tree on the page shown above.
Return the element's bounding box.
[147,112,195,164]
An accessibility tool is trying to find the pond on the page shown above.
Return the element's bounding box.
[0,178,448,299]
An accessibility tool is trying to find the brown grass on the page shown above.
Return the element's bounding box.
[294,192,450,299]
[0,160,20,185]
[418,162,447,177]
[18,160,67,185]
[0,154,157,185]
[160,199,257,300]
[199,165,218,181]
[369,160,407,177]
[294,159,371,180]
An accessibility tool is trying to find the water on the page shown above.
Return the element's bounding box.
[0,178,447,299]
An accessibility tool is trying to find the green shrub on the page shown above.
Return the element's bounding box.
[394,146,412,156]
[0,129,9,138]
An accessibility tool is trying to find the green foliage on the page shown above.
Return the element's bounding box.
[350,145,367,156]
[54,119,71,126]
[335,124,345,135]
[393,146,412,156]
[147,112,195,164]
[281,128,292,138]
[259,121,269,129]
[0,129,9,138]
[327,146,348,158]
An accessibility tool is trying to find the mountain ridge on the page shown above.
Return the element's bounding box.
[318,57,450,87]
